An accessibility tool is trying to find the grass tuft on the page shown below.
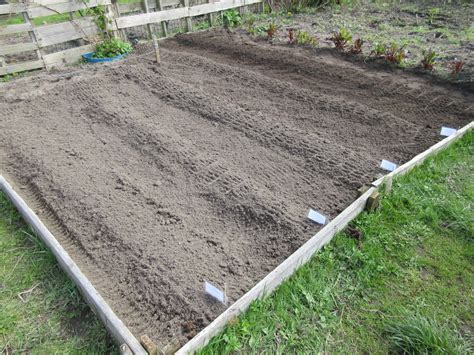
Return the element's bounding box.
[385,311,470,354]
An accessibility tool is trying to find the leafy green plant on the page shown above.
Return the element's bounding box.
[222,9,241,28]
[329,27,352,49]
[248,24,268,37]
[371,42,386,56]
[295,30,317,47]
[93,38,132,59]
[385,313,469,354]
[421,49,436,70]
[427,7,440,25]
[385,42,406,64]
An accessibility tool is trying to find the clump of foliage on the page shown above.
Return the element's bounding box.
[329,27,352,49]
[385,313,469,354]
[222,9,241,28]
[295,30,317,47]
[371,42,386,56]
[86,5,109,33]
[421,49,436,70]
[427,7,440,25]
[350,38,364,54]
[385,42,406,64]
[450,60,464,77]
[248,24,268,37]
[93,38,132,59]
[266,22,278,40]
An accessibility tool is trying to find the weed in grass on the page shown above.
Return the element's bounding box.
[329,27,352,49]
[426,7,440,26]
[295,30,317,47]
[194,21,211,31]
[385,312,470,354]
[421,48,436,70]
[222,9,241,28]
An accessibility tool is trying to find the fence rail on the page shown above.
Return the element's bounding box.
[0,0,262,77]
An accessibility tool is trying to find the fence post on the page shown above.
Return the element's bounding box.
[183,0,192,32]
[21,9,46,70]
[156,0,168,37]
[142,0,160,62]
[207,0,215,27]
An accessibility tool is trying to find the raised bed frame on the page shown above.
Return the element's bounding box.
[1,120,471,353]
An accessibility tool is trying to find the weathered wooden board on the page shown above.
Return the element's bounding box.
[43,43,93,67]
[116,0,261,28]
[0,42,38,56]
[27,0,111,18]
[372,121,474,187]
[0,3,26,15]
[35,17,97,47]
[0,23,33,36]
[0,60,44,76]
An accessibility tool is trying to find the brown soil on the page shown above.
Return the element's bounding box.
[0,29,471,347]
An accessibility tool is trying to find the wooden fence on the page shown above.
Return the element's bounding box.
[0,0,262,76]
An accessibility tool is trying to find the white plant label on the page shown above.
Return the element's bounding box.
[307,209,327,225]
[380,159,397,172]
[204,281,225,304]
[440,127,457,137]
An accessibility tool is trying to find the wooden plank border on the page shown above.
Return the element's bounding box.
[116,0,262,29]
[372,121,474,187]
[0,176,147,355]
[177,120,473,354]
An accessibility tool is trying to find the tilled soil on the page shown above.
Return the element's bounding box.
[0,29,471,348]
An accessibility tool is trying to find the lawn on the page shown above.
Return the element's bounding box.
[201,131,473,354]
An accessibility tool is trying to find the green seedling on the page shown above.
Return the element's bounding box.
[385,42,406,64]
[371,42,386,56]
[329,27,352,49]
[421,49,436,70]
[295,30,317,47]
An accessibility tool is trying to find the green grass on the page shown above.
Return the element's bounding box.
[0,13,79,27]
[0,194,117,353]
[201,131,474,354]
